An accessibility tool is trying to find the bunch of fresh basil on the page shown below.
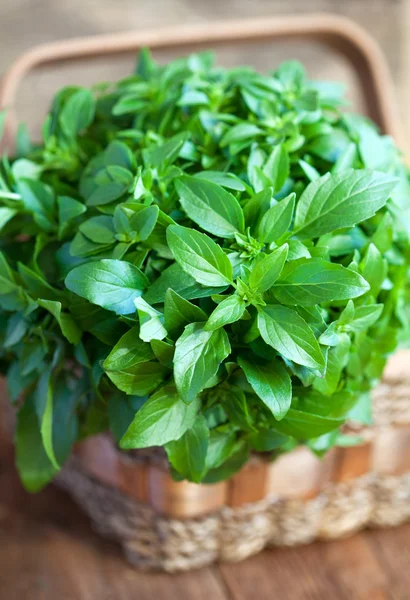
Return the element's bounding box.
[1,50,409,490]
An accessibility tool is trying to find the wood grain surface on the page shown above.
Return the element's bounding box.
[1,437,409,600]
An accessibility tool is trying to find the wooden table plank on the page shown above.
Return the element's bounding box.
[312,535,391,600]
[220,542,346,600]
[365,527,410,600]
[220,535,392,600]
[220,529,406,600]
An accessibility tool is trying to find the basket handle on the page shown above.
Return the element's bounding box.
[0,14,404,151]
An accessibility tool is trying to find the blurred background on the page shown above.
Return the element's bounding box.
[0,0,409,144]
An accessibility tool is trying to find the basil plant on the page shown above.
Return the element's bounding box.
[1,50,409,491]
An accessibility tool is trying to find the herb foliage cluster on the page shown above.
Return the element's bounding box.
[1,50,409,489]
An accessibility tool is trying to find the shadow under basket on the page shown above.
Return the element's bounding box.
[52,349,410,572]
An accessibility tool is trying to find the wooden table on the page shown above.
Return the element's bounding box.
[1,440,409,600]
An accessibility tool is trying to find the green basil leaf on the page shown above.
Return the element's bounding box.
[348,392,372,425]
[194,170,246,192]
[167,224,233,286]
[112,95,147,117]
[103,326,166,393]
[205,294,246,331]
[150,339,175,367]
[332,142,357,173]
[134,297,167,342]
[135,47,157,78]
[143,132,189,168]
[104,356,166,396]
[85,167,134,207]
[20,339,47,376]
[34,368,59,470]
[344,114,388,170]
[165,415,209,482]
[294,169,398,239]
[297,389,356,419]
[243,187,273,231]
[248,429,289,452]
[307,130,350,162]
[371,213,393,254]
[0,251,19,294]
[349,304,384,332]
[144,263,227,305]
[263,144,289,192]
[65,259,149,315]
[238,355,291,419]
[59,88,95,138]
[220,123,262,147]
[120,385,200,449]
[18,263,62,301]
[37,299,82,344]
[0,207,17,232]
[57,196,86,238]
[174,322,231,403]
[272,408,344,439]
[51,380,79,466]
[313,333,350,396]
[69,231,112,258]
[79,216,116,244]
[16,394,57,492]
[249,244,288,292]
[18,178,55,231]
[3,313,28,348]
[202,441,250,483]
[257,304,325,371]
[176,175,244,237]
[103,326,154,370]
[205,430,236,470]
[104,140,135,170]
[276,60,305,88]
[360,243,386,296]
[299,159,320,182]
[7,361,37,402]
[258,193,295,243]
[287,240,311,261]
[115,203,161,242]
[164,288,207,338]
[178,90,209,107]
[273,258,370,305]
[129,204,159,241]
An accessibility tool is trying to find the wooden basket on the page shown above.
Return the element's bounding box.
[1,15,409,572]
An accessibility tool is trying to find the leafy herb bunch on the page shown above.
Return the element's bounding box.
[1,50,409,490]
